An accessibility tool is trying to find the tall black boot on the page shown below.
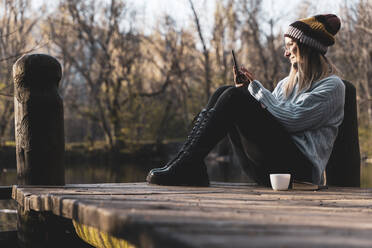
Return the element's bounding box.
[146,108,228,186]
[148,109,207,174]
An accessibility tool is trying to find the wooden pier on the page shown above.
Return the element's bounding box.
[11,182,372,248]
[7,53,366,248]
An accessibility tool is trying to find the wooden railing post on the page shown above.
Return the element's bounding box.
[13,54,66,248]
[13,53,65,185]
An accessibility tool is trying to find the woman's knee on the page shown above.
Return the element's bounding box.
[213,86,259,114]
[218,86,245,102]
[206,86,234,109]
[213,85,234,96]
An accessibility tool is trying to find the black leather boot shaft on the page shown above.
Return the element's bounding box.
[149,109,207,174]
[147,108,227,186]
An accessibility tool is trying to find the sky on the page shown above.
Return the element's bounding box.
[32,0,355,29]
[128,0,354,34]
[32,0,357,40]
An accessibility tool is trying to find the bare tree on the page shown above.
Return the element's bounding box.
[44,0,144,149]
[333,0,372,124]
[211,0,237,87]
[0,0,39,145]
[237,0,287,90]
[45,0,201,149]
[189,0,213,102]
[141,15,202,143]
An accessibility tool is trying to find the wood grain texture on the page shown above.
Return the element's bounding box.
[13,54,65,185]
[12,182,372,247]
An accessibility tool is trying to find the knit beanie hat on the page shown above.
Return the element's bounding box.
[284,14,341,54]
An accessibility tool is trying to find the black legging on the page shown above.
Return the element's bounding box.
[206,85,314,186]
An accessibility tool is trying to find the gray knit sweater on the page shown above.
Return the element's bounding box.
[248,75,345,185]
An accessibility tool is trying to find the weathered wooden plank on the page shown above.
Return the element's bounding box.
[11,182,372,247]
[153,224,372,248]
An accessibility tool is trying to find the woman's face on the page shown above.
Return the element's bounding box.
[284,37,298,66]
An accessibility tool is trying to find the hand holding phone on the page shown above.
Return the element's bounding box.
[232,50,253,86]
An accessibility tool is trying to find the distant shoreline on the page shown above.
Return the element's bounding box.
[0,142,179,169]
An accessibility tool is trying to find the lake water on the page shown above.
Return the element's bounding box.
[1,162,372,233]
[1,162,371,186]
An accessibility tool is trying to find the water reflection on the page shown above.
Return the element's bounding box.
[0,163,152,186]
[1,162,372,186]
[65,164,150,184]
[0,168,16,186]
[0,199,17,232]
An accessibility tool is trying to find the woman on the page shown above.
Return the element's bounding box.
[146,14,345,187]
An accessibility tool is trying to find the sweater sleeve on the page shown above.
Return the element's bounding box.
[248,77,345,133]
[271,77,288,99]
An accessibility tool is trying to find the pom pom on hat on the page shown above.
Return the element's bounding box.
[318,14,341,35]
[284,14,341,54]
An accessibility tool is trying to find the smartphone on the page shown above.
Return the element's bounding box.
[232,50,246,84]
[231,50,239,71]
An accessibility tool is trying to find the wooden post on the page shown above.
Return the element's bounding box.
[326,80,361,187]
[13,54,70,248]
[13,54,65,185]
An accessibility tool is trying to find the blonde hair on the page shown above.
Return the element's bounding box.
[283,42,337,98]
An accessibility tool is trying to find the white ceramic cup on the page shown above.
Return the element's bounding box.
[270,174,291,191]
